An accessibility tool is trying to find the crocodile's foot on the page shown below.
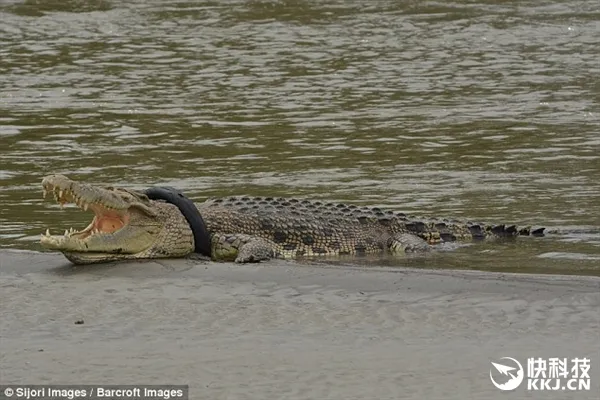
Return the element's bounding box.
[211,233,280,263]
[388,233,431,253]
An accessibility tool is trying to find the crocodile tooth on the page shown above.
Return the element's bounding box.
[46,228,51,236]
[83,202,89,211]
[64,230,69,237]
[43,188,48,199]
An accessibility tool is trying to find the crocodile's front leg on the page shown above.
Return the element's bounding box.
[211,233,281,263]
[387,233,431,253]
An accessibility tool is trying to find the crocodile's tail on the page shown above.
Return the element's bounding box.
[399,218,545,243]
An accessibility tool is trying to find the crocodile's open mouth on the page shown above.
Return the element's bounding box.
[42,187,130,241]
[39,174,169,263]
[40,177,132,247]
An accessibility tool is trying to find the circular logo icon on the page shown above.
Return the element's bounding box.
[490,357,524,391]
[4,387,14,397]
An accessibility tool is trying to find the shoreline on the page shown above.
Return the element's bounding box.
[1,249,598,399]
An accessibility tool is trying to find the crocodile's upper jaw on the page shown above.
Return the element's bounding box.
[40,174,194,264]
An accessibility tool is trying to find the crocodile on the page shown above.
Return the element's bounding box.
[39,174,545,265]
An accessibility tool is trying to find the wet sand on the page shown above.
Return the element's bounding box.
[0,249,598,399]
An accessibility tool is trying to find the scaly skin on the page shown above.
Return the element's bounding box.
[39,174,544,264]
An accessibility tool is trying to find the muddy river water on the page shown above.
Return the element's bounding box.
[1,0,599,274]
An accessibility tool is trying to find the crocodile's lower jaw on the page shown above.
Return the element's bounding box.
[40,205,131,252]
[61,251,135,265]
[40,231,113,251]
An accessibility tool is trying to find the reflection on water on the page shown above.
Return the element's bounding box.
[0,0,598,274]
